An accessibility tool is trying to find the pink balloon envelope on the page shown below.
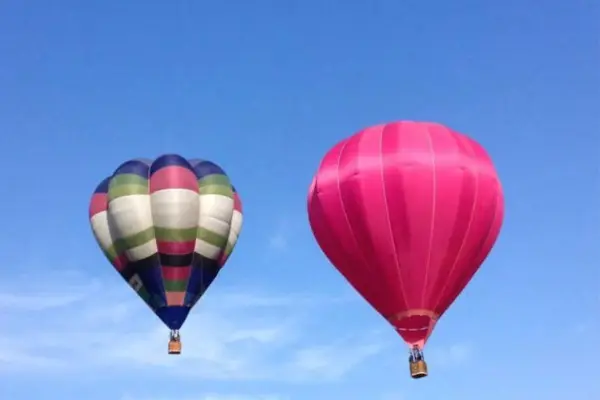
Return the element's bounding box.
[307,121,504,376]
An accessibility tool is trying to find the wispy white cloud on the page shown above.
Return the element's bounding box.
[200,397,286,400]
[427,342,473,368]
[122,394,287,400]
[0,278,101,311]
[0,271,382,383]
[0,292,83,310]
[572,317,598,335]
[268,232,288,251]
[266,216,294,252]
[286,341,383,381]
[380,392,404,400]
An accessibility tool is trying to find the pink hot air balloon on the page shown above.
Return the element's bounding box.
[307,121,504,378]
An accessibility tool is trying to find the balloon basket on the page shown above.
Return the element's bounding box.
[409,360,428,379]
[168,339,181,355]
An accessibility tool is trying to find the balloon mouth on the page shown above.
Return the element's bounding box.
[388,309,439,349]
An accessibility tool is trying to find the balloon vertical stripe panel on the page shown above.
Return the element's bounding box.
[149,155,199,307]
[88,177,154,309]
[185,160,236,307]
[89,178,131,272]
[89,178,121,265]
[422,134,504,317]
[433,189,504,318]
[220,188,243,266]
[107,160,167,312]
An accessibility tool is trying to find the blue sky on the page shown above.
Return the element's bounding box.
[0,0,598,399]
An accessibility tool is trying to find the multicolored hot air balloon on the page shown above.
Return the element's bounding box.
[307,121,504,378]
[89,155,243,354]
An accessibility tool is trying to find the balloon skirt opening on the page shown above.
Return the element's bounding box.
[394,314,435,346]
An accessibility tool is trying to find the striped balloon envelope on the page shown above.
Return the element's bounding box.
[88,154,243,354]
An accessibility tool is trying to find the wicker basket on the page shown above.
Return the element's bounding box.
[168,340,182,355]
[409,360,428,379]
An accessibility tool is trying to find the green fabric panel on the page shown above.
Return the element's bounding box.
[197,227,228,249]
[103,248,118,262]
[198,184,233,197]
[137,286,151,302]
[110,174,148,187]
[164,280,188,292]
[223,242,233,257]
[108,184,148,200]
[154,227,197,242]
[113,227,155,253]
[198,174,231,187]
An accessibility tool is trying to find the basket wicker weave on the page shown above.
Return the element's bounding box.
[168,340,182,355]
[409,360,428,379]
